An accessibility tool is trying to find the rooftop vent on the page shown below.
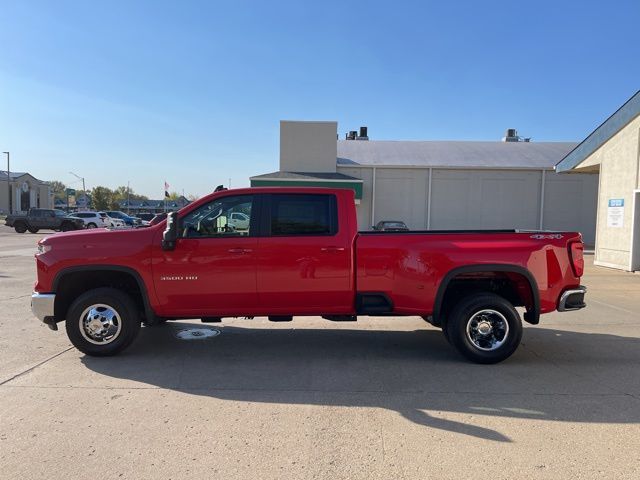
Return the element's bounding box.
[345,126,369,141]
[502,128,531,142]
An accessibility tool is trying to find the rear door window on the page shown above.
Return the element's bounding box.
[270,194,337,236]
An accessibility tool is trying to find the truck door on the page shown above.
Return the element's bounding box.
[256,193,353,314]
[28,209,43,228]
[152,194,259,317]
[33,209,52,229]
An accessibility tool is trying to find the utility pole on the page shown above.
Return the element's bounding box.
[69,171,86,210]
[127,181,131,215]
[2,152,9,214]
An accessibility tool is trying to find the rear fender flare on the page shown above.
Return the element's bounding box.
[433,264,540,325]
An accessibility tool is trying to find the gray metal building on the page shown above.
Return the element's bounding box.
[252,121,598,244]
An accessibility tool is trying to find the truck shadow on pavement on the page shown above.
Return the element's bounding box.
[81,323,640,443]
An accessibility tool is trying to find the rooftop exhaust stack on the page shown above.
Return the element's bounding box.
[345,127,369,140]
[503,128,525,142]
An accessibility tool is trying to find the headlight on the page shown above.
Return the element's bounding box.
[37,244,52,254]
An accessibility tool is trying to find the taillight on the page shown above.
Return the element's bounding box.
[569,242,584,277]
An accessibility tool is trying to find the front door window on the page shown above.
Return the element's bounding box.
[181,195,254,237]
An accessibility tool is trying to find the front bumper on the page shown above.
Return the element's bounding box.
[31,292,57,330]
[558,286,587,312]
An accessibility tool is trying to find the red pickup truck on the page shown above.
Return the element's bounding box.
[31,187,586,363]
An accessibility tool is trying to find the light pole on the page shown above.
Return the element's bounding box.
[69,171,86,210]
[2,152,9,214]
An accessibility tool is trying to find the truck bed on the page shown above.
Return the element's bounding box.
[355,229,582,318]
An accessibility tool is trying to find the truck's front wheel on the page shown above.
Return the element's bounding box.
[446,293,522,364]
[65,288,141,356]
[14,222,27,233]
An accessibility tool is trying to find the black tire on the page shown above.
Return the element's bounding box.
[446,293,522,364]
[61,222,74,232]
[14,222,27,233]
[28,227,39,233]
[65,287,141,356]
[143,318,168,327]
[86,222,97,229]
[442,325,451,343]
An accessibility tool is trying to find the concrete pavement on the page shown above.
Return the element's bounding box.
[1,226,639,479]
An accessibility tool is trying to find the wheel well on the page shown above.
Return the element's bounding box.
[436,270,537,326]
[54,270,147,322]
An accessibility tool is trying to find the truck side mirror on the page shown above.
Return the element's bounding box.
[162,211,178,251]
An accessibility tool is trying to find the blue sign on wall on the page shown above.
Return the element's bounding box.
[608,199,624,207]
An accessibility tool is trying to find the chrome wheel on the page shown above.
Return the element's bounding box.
[465,309,509,351]
[79,304,122,345]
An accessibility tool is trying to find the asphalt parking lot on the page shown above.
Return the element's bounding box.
[1,226,639,479]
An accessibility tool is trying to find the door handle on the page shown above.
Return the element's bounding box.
[228,248,253,254]
[321,246,345,253]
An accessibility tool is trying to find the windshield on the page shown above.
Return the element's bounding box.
[54,210,67,217]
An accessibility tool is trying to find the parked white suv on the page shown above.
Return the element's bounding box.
[73,212,125,229]
[102,213,127,228]
[74,212,108,228]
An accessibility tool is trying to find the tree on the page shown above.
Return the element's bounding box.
[107,185,149,211]
[49,180,67,200]
[90,186,113,211]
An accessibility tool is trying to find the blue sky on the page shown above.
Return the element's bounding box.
[1,0,639,198]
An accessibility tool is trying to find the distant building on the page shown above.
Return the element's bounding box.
[118,196,190,214]
[0,171,53,214]
[251,121,598,244]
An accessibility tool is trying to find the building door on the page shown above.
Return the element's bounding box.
[631,190,640,271]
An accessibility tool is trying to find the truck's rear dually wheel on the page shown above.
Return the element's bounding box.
[446,293,522,364]
[65,287,141,356]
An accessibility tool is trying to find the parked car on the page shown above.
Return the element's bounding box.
[101,213,127,228]
[104,211,141,226]
[73,212,109,229]
[136,213,155,222]
[373,220,410,232]
[227,211,250,230]
[5,208,84,233]
[149,212,167,225]
[31,187,586,364]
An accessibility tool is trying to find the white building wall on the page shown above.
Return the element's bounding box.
[543,173,598,245]
[374,169,429,230]
[280,121,338,173]
[430,169,541,230]
[0,181,8,214]
[337,165,598,242]
[572,114,640,269]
